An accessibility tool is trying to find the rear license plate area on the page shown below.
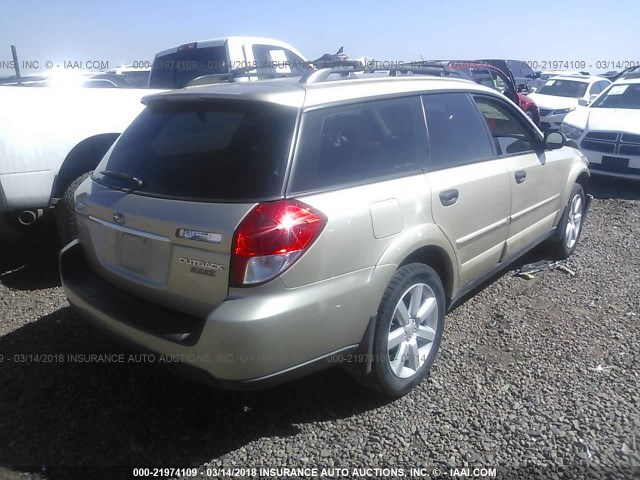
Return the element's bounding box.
[117,233,149,273]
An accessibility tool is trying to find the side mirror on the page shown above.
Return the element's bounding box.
[578,98,589,107]
[517,83,529,93]
[544,130,566,150]
[534,71,541,79]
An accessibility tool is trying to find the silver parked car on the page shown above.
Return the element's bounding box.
[60,70,591,396]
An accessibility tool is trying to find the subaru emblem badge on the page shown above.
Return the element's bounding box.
[113,213,125,225]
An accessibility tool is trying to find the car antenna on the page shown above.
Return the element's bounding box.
[10,45,22,85]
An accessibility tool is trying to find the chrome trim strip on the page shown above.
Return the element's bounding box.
[456,217,510,247]
[511,194,560,222]
[89,216,171,243]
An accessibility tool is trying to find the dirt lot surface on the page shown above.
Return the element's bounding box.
[0,177,638,480]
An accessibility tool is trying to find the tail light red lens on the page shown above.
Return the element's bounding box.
[230,200,327,287]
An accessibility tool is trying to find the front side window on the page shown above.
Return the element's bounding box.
[290,96,426,193]
[94,101,297,201]
[473,97,538,155]
[422,93,495,168]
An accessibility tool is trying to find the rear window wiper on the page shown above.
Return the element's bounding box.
[100,170,144,187]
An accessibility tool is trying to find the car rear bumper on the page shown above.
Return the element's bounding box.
[0,170,53,211]
[60,241,383,388]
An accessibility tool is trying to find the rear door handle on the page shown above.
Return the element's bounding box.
[439,189,459,206]
[515,170,527,184]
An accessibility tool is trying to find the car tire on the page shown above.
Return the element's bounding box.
[363,263,445,397]
[552,183,586,260]
[55,171,92,246]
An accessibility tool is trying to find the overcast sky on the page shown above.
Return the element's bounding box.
[1,0,639,75]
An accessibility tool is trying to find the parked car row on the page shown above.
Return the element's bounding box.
[415,60,541,125]
[529,75,612,130]
[520,64,640,180]
[487,62,640,180]
[561,77,640,180]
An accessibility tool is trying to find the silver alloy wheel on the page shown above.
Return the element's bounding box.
[565,194,583,249]
[387,282,439,379]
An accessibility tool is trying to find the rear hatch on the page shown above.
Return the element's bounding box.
[78,97,298,317]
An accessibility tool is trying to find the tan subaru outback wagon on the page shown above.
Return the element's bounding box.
[61,70,590,397]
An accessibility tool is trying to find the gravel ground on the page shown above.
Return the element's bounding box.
[0,177,638,480]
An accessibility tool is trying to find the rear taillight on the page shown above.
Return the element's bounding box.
[230,200,327,287]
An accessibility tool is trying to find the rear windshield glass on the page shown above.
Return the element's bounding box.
[93,101,297,201]
[148,46,228,89]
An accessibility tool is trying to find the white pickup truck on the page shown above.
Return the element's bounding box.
[0,36,309,242]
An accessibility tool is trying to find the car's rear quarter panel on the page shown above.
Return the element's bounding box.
[276,174,453,349]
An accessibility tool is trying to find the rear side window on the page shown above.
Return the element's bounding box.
[149,46,229,89]
[422,93,495,168]
[93,101,297,202]
[289,96,426,193]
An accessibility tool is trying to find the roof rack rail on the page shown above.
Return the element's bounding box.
[388,63,447,77]
[300,62,457,83]
[299,67,361,84]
